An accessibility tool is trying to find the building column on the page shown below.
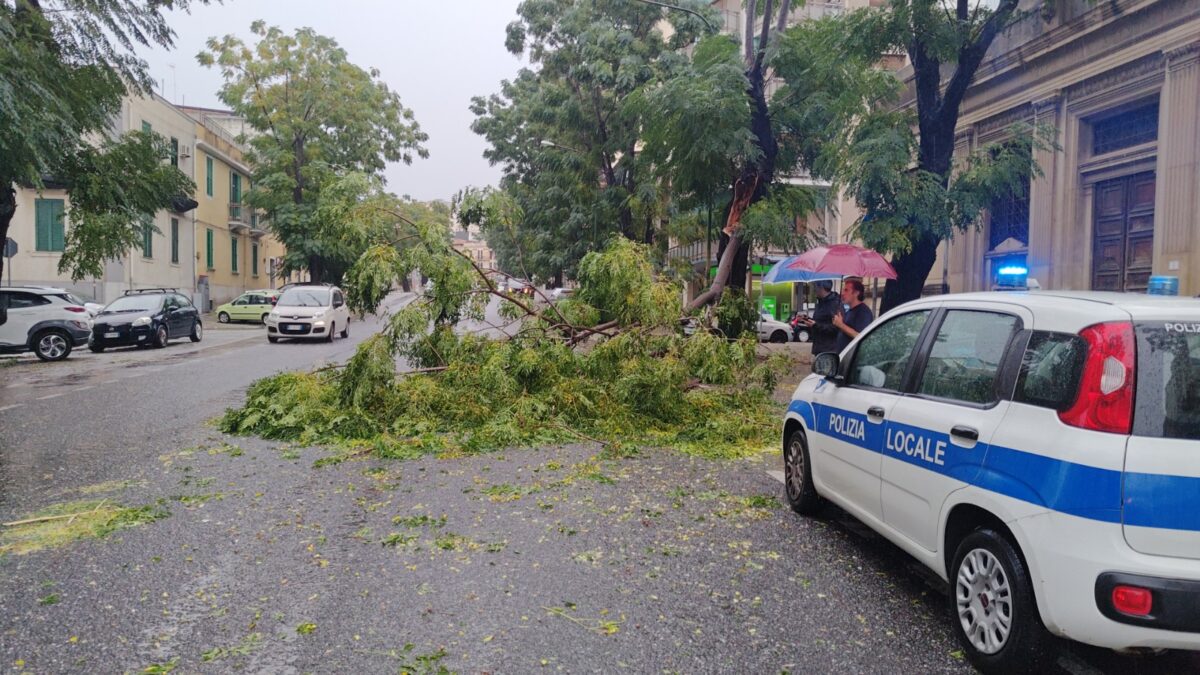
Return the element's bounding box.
[1077,182,1096,290]
[1157,41,1200,294]
[951,127,976,292]
[1029,94,1061,288]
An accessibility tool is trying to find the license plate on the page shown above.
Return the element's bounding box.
[104,332,119,338]
[286,325,303,332]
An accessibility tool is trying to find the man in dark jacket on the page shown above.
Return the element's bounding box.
[802,280,842,356]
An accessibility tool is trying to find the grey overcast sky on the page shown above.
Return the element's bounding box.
[139,0,525,203]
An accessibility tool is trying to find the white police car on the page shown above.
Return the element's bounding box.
[782,291,1200,671]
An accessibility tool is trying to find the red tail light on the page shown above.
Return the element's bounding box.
[64,306,87,313]
[1058,321,1135,434]
[1112,585,1153,616]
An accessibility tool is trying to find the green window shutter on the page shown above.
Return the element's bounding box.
[34,199,50,251]
[206,229,214,269]
[142,218,153,258]
[206,157,214,197]
[170,138,179,167]
[231,173,241,203]
[49,200,65,252]
[170,218,179,264]
[35,199,66,252]
[142,120,152,134]
[252,243,259,276]
[231,236,239,272]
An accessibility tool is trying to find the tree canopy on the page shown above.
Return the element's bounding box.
[199,21,429,283]
[0,0,208,281]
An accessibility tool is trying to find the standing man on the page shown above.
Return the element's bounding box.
[801,280,841,356]
[832,278,874,352]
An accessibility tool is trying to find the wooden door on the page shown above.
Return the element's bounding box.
[1092,172,1155,292]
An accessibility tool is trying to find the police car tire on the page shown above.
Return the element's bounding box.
[784,429,824,515]
[950,529,1052,674]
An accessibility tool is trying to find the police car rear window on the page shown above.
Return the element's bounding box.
[1134,322,1200,440]
[1015,331,1087,411]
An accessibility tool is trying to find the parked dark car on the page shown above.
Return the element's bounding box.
[89,289,202,352]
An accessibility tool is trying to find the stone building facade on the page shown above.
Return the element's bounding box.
[931,0,1200,296]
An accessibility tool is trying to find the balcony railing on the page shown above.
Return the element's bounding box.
[667,240,715,265]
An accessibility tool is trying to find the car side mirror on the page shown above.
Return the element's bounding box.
[334,300,344,308]
[813,352,841,381]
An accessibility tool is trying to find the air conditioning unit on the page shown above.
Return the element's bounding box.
[179,145,192,160]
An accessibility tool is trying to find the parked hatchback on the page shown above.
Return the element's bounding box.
[0,286,92,361]
[90,289,202,352]
[265,284,349,343]
[215,290,279,324]
[782,291,1200,671]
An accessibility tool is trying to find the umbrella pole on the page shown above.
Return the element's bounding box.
[873,278,879,316]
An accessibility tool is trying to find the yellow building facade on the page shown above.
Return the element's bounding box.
[183,107,289,311]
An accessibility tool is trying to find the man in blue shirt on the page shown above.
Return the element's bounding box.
[833,278,874,352]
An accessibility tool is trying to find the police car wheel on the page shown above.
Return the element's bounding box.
[950,529,1051,673]
[784,429,823,515]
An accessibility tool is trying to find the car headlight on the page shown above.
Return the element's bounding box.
[132,316,153,327]
[313,320,326,327]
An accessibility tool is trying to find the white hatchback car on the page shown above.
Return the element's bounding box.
[782,291,1200,671]
[758,312,793,343]
[265,284,350,343]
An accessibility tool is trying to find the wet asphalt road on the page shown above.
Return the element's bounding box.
[0,295,1197,674]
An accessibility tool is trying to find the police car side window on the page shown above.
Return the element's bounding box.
[918,310,1019,405]
[1015,331,1087,411]
[847,310,931,391]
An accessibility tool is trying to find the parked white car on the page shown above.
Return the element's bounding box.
[782,291,1200,671]
[0,286,93,361]
[757,312,793,343]
[265,284,350,343]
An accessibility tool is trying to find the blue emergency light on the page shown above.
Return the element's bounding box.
[994,264,1029,290]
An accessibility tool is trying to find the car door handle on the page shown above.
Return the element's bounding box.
[951,425,979,442]
[867,406,886,419]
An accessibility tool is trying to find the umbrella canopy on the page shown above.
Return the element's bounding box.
[761,257,844,284]
[786,244,897,280]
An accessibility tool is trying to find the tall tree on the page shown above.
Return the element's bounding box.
[469,0,711,283]
[0,0,207,282]
[843,0,1034,311]
[199,22,429,283]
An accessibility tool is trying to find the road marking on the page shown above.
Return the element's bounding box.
[37,392,65,400]
[0,404,23,412]
[767,470,785,484]
[76,385,94,392]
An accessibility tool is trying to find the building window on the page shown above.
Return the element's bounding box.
[170,137,179,167]
[141,218,154,259]
[170,218,179,264]
[231,236,239,273]
[252,242,259,276]
[205,157,214,197]
[1092,102,1159,155]
[142,120,152,134]
[34,198,65,252]
[988,178,1030,251]
[206,228,214,269]
[230,173,241,204]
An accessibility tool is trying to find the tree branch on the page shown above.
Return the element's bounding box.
[775,0,792,34]
[939,0,1021,125]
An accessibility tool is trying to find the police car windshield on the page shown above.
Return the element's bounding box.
[1134,322,1200,440]
[278,288,330,307]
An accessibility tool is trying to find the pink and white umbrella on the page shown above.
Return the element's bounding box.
[786,244,897,280]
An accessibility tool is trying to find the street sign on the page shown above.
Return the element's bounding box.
[3,237,15,258]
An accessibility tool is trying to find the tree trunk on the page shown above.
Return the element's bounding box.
[879,233,940,313]
[0,184,16,283]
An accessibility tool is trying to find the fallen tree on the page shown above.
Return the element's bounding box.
[220,209,790,460]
